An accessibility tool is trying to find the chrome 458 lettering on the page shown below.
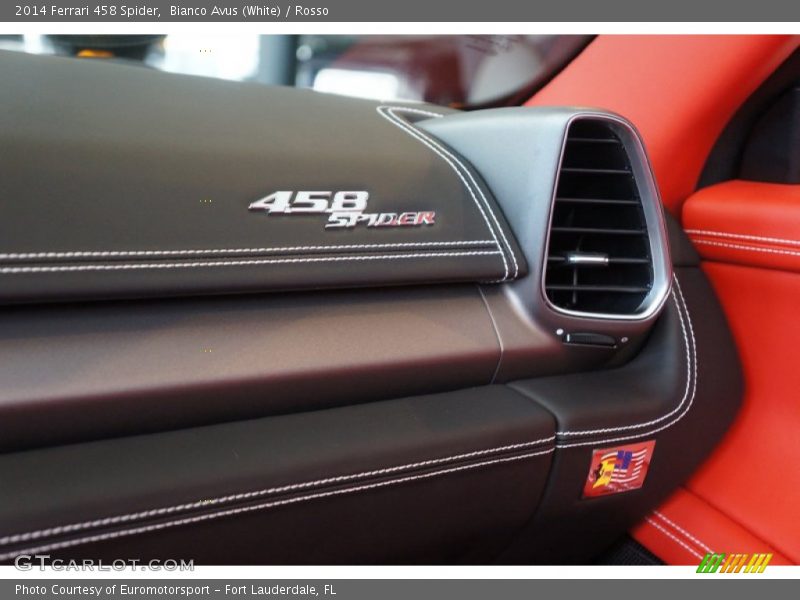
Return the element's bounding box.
[249,191,368,214]
[248,191,436,229]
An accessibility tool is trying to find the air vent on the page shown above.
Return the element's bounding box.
[544,119,654,316]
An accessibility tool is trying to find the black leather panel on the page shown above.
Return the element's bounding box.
[665,212,700,268]
[0,386,555,564]
[509,275,689,436]
[0,51,525,303]
[0,285,500,452]
[500,266,743,563]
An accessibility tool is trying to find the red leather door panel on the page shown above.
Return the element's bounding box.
[684,261,800,563]
[634,183,800,564]
[684,180,800,272]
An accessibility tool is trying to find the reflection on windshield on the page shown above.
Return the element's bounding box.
[0,34,591,108]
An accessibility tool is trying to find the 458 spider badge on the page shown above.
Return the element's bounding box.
[248,191,436,229]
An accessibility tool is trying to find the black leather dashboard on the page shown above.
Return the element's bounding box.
[0,51,744,565]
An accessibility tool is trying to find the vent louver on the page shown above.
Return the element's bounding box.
[544,119,654,316]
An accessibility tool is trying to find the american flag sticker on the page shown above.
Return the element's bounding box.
[582,440,656,498]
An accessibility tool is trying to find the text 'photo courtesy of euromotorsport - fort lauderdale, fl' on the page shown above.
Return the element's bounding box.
[15,583,330,597]
[0,0,799,598]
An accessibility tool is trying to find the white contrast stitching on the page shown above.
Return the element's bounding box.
[0,105,521,284]
[377,106,519,281]
[0,448,554,561]
[382,106,520,280]
[690,239,800,258]
[686,229,800,247]
[376,106,506,281]
[384,107,518,279]
[555,275,697,448]
[644,517,704,560]
[0,241,495,261]
[556,276,689,438]
[0,436,554,547]
[653,511,713,554]
[0,251,500,274]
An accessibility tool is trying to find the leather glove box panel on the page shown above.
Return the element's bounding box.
[0,386,554,564]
